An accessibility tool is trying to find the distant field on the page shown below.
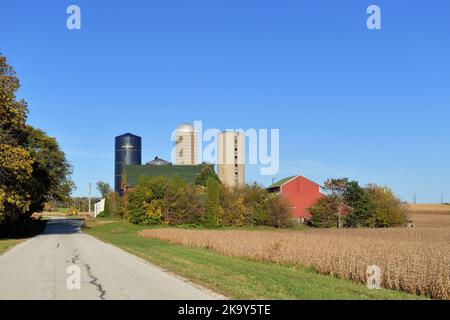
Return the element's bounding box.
[407,204,450,215]
[141,219,450,300]
[412,213,450,227]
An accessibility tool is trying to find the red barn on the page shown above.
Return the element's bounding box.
[267,175,324,222]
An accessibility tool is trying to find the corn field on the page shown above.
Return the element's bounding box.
[140,213,450,299]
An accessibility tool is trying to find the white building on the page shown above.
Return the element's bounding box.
[94,199,105,218]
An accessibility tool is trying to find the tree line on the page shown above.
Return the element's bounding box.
[99,171,407,229]
[100,166,293,228]
[0,55,73,236]
[308,178,407,228]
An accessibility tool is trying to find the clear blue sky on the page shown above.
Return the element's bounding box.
[1,0,449,202]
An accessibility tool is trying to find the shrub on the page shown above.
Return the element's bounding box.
[127,175,204,226]
[266,195,293,228]
[143,199,163,225]
[308,196,339,228]
[195,164,220,187]
[221,187,248,227]
[205,177,221,227]
[365,184,407,227]
[241,184,270,225]
[103,192,125,218]
[310,178,406,228]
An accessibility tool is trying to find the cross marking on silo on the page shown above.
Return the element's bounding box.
[122,144,134,149]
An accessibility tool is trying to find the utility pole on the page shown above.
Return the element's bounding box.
[413,193,417,205]
[88,183,92,216]
[441,193,444,204]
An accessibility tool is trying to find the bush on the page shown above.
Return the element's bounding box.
[241,184,270,226]
[365,184,407,227]
[127,176,204,226]
[266,195,293,228]
[205,177,221,227]
[343,181,374,228]
[103,192,125,218]
[95,211,110,218]
[308,196,339,228]
[220,187,248,227]
[124,176,295,229]
[309,178,406,228]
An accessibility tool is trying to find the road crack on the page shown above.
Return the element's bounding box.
[83,263,106,300]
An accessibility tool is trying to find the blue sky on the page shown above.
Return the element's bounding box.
[1,0,449,202]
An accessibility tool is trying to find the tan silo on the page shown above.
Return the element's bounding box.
[175,123,198,165]
[217,131,245,188]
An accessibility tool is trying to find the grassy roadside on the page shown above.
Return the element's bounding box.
[0,239,23,255]
[83,219,424,300]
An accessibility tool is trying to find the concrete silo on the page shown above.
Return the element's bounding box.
[217,131,245,188]
[174,123,198,165]
[115,133,142,194]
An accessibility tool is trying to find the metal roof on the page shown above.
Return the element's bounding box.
[145,156,172,166]
[124,164,213,187]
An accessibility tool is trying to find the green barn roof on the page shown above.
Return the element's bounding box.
[124,164,213,187]
[268,176,297,188]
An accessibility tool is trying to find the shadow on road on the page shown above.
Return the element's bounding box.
[42,218,85,235]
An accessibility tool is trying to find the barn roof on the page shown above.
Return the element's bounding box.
[268,175,322,189]
[124,164,213,187]
[268,176,297,188]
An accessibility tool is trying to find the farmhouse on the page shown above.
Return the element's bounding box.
[267,175,324,222]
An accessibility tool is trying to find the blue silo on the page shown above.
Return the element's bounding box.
[115,133,142,194]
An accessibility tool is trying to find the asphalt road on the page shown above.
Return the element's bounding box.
[0,218,220,300]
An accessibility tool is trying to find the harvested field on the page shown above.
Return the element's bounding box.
[412,213,450,228]
[140,222,450,300]
[407,204,450,215]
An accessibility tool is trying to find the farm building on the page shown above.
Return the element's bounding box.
[267,175,324,222]
[122,162,213,193]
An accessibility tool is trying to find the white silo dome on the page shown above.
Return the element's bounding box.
[176,123,195,133]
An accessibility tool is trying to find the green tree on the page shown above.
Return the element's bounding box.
[324,178,349,197]
[205,177,221,227]
[102,192,125,218]
[96,181,112,199]
[1,55,73,234]
[323,178,374,227]
[143,199,164,225]
[308,195,340,228]
[195,164,220,187]
[0,55,34,226]
[127,175,203,226]
[26,126,74,213]
[221,187,248,226]
[242,184,269,225]
[365,184,406,227]
[343,180,374,227]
